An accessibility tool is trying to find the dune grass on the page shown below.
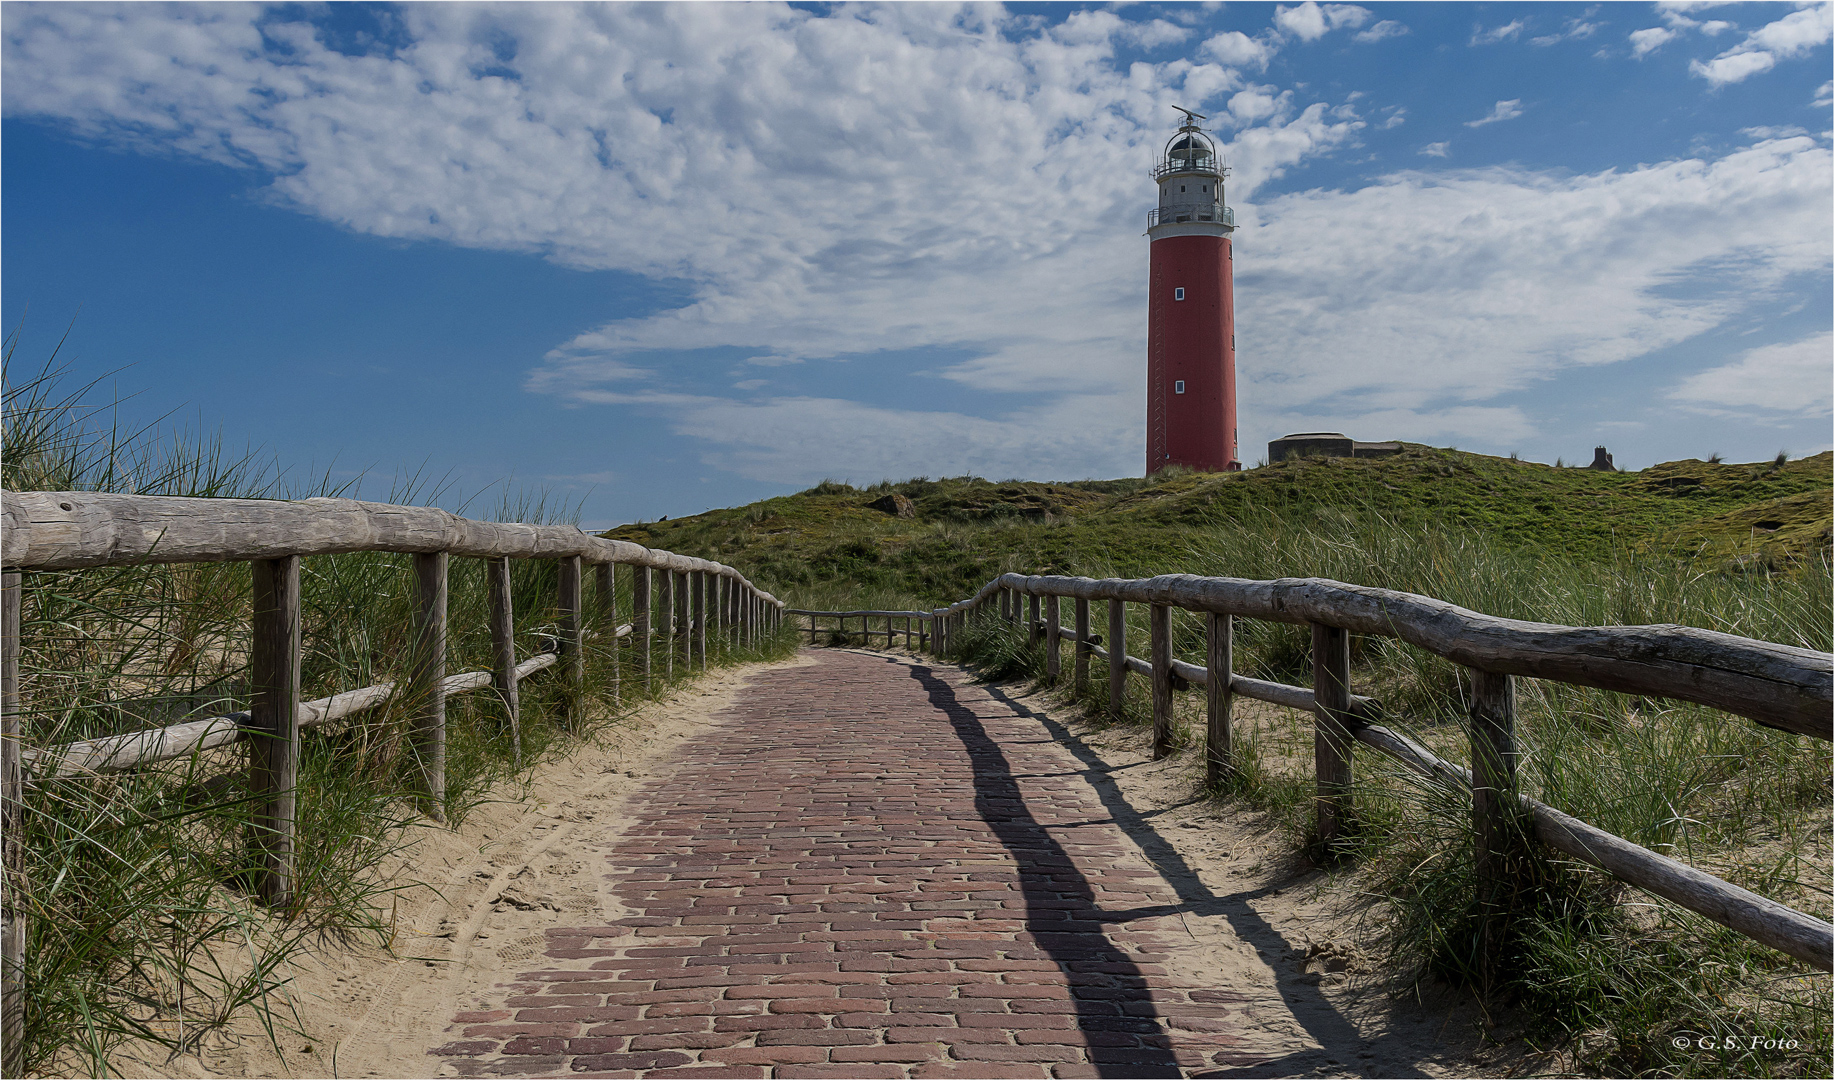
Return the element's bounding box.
[2,352,799,1075]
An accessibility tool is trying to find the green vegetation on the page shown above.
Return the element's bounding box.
[608,444,1832,610]
[2,355,798,1076]
[621,446,1832,1079]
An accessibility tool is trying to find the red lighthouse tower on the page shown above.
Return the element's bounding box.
[1146,109,1238,474]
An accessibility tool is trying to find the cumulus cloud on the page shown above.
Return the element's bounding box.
[1120,17,1191,49]
[1464,99,1525,127]
[1692,3,1833,85]
[1272,2,1371,42]
[1419,141,1450,157]
[1201,29,1276,70]
[1667,332,1834,418]
[1229,87,1289,124]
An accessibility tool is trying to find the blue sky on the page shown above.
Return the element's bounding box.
[4,2,1829,528]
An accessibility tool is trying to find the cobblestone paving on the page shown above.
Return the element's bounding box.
[432,650,1265,1078]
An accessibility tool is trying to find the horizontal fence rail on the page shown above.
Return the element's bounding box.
[0,490,768,577]
[793,569,1833,973]
[0,490,789,1068]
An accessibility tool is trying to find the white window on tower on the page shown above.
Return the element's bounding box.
[1174,287,1186,300]
[1174,381,1186,394]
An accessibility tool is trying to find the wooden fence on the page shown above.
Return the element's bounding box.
[0,489,786,1062]
[793,570,1833,974]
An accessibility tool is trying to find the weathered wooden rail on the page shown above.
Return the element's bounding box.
[795,570,1833,973]
[0,489,786,1063]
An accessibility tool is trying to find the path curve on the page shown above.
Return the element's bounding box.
[427,650,1286,1079]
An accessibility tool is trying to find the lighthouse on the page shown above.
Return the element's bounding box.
[1146,109,1239,474]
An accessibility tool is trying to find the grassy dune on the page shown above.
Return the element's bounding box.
[609,445,1832,609]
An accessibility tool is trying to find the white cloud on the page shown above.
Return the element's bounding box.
[1272,2,1372,42]
[1419,141,1450,157]
[1236,136,1832,438]
[1354,19,1409,43]
[1667,333,1834,418]
[1693,50,1779,84]
[1229,87,1289,124]
[1692,3,1833,85]
[1201,29,1276,70]
[1380,107,1406,129]
[1746,3,1833,57]
[1464,99,1525,127]
[1123,18,1192,49]
[1816,80,1834,107]
[1533,18,1602,46]
[571,389,1138,485]
[1470,20,1525,45]
[1630,26,1680,57]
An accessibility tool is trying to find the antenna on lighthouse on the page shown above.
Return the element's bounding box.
[1173,106,1207,129]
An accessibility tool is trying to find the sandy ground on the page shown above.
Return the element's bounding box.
[105,648,1535,1079]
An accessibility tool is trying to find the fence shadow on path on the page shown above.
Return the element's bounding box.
[906,661,1186,1078]
[906,657,1445,1079]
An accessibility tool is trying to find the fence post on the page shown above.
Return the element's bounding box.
[1028,594,1041,645]
[488,557,520,765]
[658,570,674,678]
[727,578,739,649]
[693,572,707,670]
[1206,612,1233,788]
[1470,667,1522,981]
[597,562,619,704]
[1150,603,1173,759]
[710,575,721,656]
[559,556,585,722]
[1312,622,1354,849]
[674,571,690,670]
[1073,597,1091,696]
[412,552,448,820]
[249,555,302,907]
[634,566,652,688]
[3,571,25,1069]
[1108,600,1126,720]
[1044,594,1061,682]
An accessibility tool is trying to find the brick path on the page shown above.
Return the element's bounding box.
[432,650,1264,1078]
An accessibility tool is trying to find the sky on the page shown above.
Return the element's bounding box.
[3,1,1830,528]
